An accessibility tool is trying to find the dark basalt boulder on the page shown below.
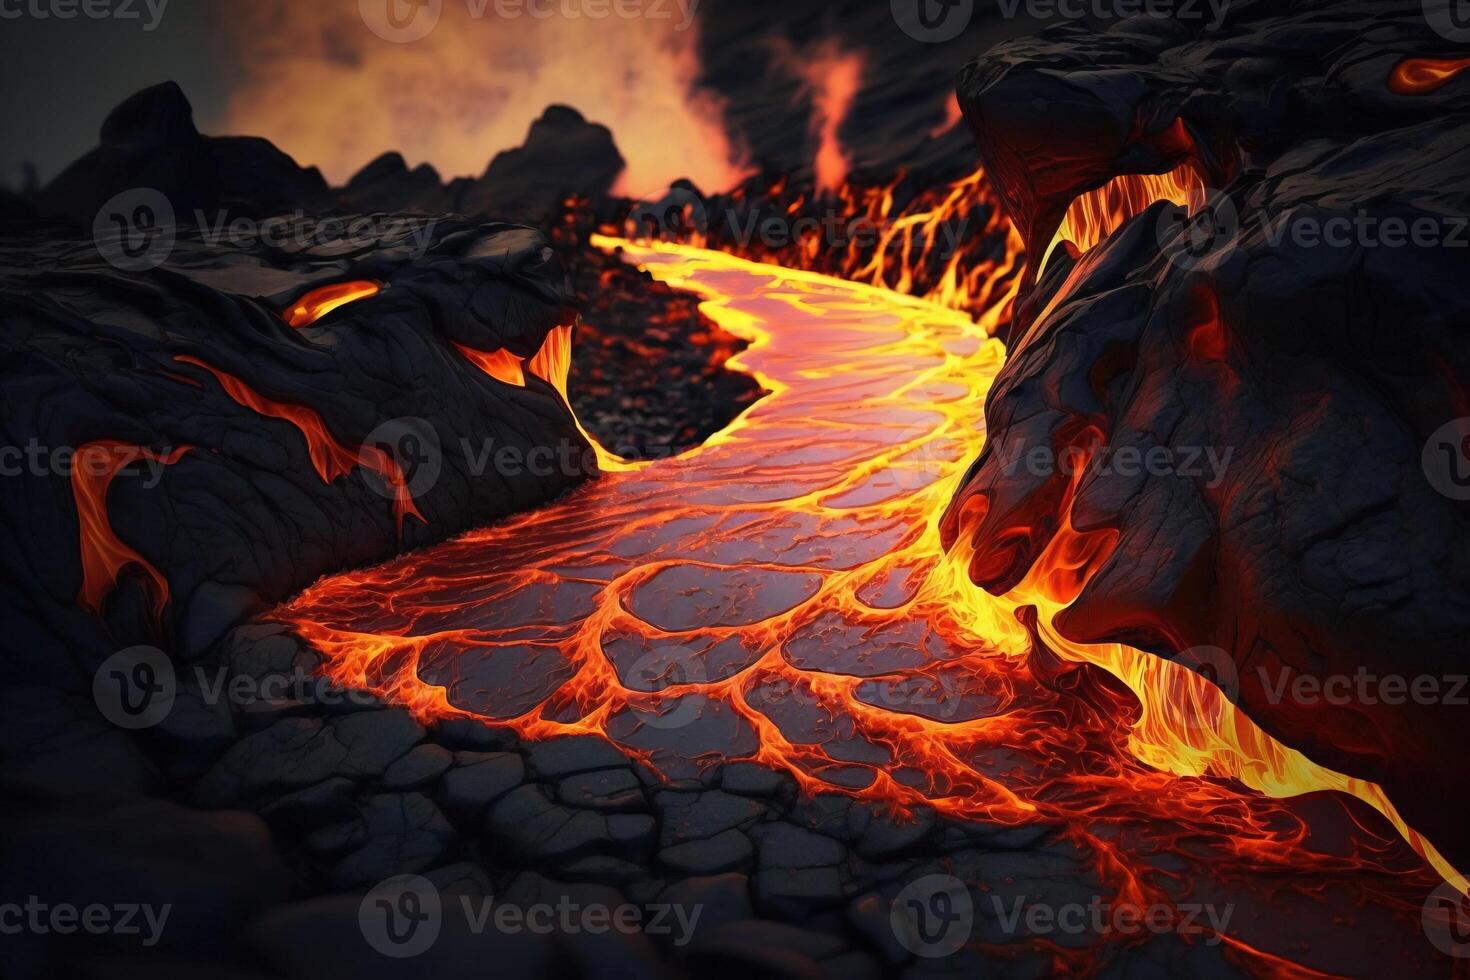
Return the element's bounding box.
[33,82,329,224]
[946,0,1470,868]
[0,217,591,695]
[461,105,627,221]
[341,152,461,215]
[335,106,627,223]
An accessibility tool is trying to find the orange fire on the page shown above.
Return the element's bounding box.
[283,280,382,328]
[1042,164,1206,274]
[1389,56,1470,95]
[769,37,866,194]
[625,165,1026,333]
[174,355,423,536]
[74,441,191,620]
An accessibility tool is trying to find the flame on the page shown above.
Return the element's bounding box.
[1041,164,1206,274]
[1389,56,1470,95]
[769,37,866,193]
[454,344,526,387]
[174,355,424,536]
[456,322,629,472]
[74,441,191,620]
[624,165,1026,331]
[283,280,382,328]
[276,238,1459,952]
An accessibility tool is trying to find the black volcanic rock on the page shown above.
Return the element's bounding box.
[341,151,460,215]
[946,0,1470,868]
[34,82,327,224]
[461,105,626,221]
[0,217,591,728]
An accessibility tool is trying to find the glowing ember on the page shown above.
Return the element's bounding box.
[1389,56,1470,95]
[173,355,423,536]
[275,240,1460,949]
[74,441,191,619]
[282,280,382,328]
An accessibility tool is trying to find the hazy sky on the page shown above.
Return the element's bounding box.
[0,0,1035,193]
[0,1,236,187]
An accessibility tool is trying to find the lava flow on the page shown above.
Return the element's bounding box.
[276,231,1458,961]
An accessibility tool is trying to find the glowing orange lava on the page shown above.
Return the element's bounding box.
[282,280,382,328]
[1389,56,1470,95]
[173,355,423,536]
[275,239,1460,966]
[648,165,1026,331]
[74,441,191,620]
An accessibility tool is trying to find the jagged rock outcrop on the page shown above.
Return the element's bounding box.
[33,82,330,223]
[946,0,1470,867]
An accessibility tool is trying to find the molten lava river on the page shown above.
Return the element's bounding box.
[277,237,1459,970]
